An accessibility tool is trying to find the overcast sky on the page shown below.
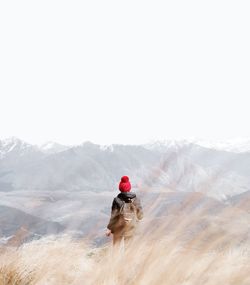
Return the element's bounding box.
[0,1,249,145]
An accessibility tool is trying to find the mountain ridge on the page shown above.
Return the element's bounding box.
[2,137,250,155]
[1,137,250,201]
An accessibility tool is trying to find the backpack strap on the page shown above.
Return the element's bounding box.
[114,197,125,209]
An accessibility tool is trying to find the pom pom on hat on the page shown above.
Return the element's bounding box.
[119,176,131,192]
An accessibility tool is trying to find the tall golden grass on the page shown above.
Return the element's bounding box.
[0,192,249,285]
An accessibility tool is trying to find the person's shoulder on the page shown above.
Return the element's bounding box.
[114,195,124,206]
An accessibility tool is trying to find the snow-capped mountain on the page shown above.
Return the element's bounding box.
[0,137,36,159]
[1,137,250,200]
[39,142,70,154]
[2,137,250,157]
[144,138,250,153]
[191,138,250,153]
[0,137,71,159]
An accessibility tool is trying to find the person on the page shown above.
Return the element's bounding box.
[106,176,143,246]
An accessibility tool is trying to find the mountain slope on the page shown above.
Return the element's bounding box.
[1,138,250,200]
[0,205,64,244]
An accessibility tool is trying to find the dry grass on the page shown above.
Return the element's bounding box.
[0,236,94,285]
[0,192,249,285]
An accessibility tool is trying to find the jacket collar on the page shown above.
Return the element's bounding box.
[117,192,136,202]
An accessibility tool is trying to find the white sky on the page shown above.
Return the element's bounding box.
[0,1,249,145]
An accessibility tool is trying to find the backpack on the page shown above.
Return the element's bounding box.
[118,198,137,228]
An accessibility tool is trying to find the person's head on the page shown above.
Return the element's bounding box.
[119,176,131,192]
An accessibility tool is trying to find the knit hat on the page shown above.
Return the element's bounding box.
[119,176,131,192]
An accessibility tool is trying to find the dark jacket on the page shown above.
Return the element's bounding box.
[107,192,143,234]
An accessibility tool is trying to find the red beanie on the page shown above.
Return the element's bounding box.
[119,176,131,192]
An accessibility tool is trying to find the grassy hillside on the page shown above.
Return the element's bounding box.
[0,201,249,285]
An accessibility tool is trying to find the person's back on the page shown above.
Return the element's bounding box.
[106,176,143,246]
